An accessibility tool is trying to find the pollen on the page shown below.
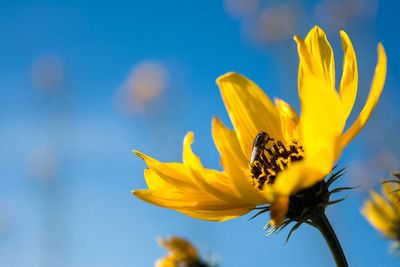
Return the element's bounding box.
[250,132,304,190]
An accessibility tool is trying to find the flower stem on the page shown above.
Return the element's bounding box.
[312,213,348,267]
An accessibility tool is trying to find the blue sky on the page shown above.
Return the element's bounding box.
[0,1,400,266]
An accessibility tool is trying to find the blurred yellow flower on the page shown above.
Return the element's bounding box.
[155,236,207,267]
[362,173,400,249]
[133,26,387,226]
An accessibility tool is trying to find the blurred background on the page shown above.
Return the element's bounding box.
[0,0,399,266]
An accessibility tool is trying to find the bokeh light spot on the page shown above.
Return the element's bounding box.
[31,53,64,91]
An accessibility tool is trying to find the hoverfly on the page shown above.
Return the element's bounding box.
[250,132,273,165]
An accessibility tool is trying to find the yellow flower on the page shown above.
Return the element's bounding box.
[362,173,400,248]
[155,236,206,267]
[133,26,387,226]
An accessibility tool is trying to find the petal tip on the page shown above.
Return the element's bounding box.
[293,34,301,43]
[293,35,306,51]
[133,149,145,159]
[377,43,387,59]
[211,116,221,127]
[339,30,348,38]
[309,25,327,37]
[184,131,195,144]
[216,72,240,85]
[311,25,323,32]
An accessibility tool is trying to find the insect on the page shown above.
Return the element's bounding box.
[249,132,274,165]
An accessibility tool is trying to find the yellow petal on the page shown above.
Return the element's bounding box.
[339,31,358,120]
[158,236,195,250]
[272,158,324,196]
[297,41,345,176]
[134,150,197,190]
[362,201,396,239]
[295,34,335,108]
[370,191,397,220]
[177,206,251,222]
[133,189,199,209]
[155,258,175,267]
[133,189,249,211]
[340,44,387,148]
[270,195,289,226]
[212,117,267,204]
[157,236,198,261]
[275,98,299,141]
[143,168,170,190]
[383,182,400,214]
[216,72,283,157]
[299,61,345,157]
[273,57,345,195]
[304,26,335,87]
[182,132,243,203]
[275,98,299,122]
[211,116,248,168]
[362,192,397,239]
[383,182,397,206]
[295,36,314,99]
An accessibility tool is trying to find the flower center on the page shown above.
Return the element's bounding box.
[250,132,333,222]
[250,132,304,190]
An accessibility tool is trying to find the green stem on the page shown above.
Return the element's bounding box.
[312,213,348,267]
